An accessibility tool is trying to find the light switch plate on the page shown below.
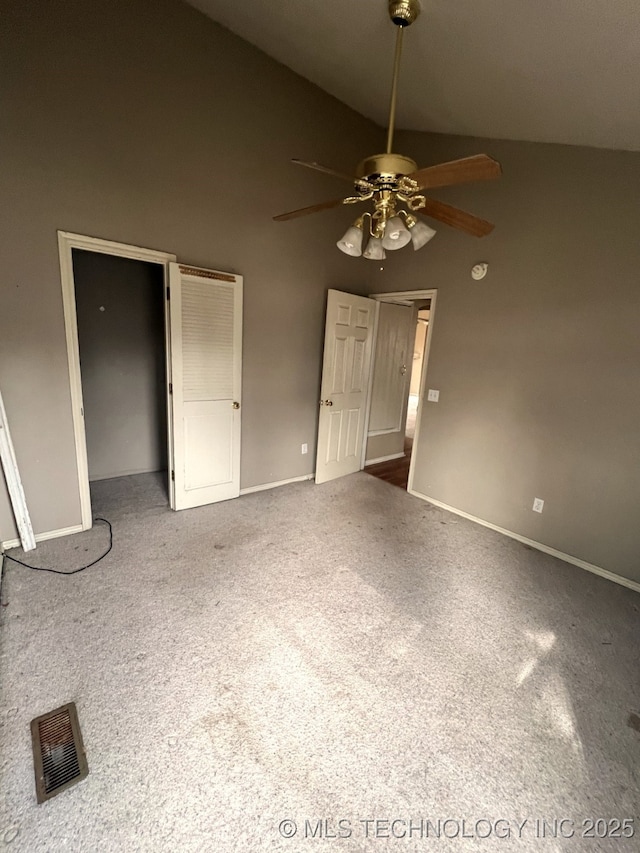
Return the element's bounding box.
[427,389,439,402]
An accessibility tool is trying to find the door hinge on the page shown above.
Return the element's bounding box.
[166,286,170,300]
[171,470,175,481]
[169,382,173,394]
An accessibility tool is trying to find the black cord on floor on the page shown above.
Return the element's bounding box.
[1,517,113,576]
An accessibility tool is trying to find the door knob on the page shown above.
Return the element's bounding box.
[325,399,333,406]
[400,364,407,375]
[233,401,240,409]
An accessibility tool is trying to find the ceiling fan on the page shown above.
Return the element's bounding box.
[273,0,501,259]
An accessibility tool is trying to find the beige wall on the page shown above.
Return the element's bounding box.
[0,0,381,541]
[371,132,640,583]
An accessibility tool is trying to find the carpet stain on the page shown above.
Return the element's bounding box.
[627,712,640,733]
[202,711,250,752]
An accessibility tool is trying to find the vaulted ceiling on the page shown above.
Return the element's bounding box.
[186,0,640,151]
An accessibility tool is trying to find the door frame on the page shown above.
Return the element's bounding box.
[58,231,177,530]
[363,289,438,492]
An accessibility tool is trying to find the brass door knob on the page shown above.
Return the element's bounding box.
[233,401,240,409]
[325,399,333,406]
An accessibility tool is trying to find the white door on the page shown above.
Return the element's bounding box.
[168,263,242,510]
[368,302,416,435]
[315,289,376,484]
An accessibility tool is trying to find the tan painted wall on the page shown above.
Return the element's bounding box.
[0,0,380,541]
[371,132,640,584]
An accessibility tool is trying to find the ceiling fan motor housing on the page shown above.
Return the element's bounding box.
[357,152,418,182]
[388,0,421,26]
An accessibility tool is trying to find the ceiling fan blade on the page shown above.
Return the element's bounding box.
[408,154,502,191]
[419,197,495,237]
[292,159,358,185]
[273,197,348,221]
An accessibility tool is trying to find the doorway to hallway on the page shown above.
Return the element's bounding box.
[364,296,433,491]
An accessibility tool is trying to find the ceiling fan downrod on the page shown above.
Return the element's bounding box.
[386,0,421,154]
[273,0,500,255]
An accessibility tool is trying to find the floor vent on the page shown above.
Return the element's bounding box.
[31,702,88,803]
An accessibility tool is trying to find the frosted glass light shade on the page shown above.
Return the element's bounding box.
[337,224,364,256]
[382,216,412,250]
[409,219,436,250]
[363,236,386,260]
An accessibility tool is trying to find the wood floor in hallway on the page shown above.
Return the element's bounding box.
[364,436,412,490]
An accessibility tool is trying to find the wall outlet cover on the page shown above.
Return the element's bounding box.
[533,497,544,513]
[427,389,439,402]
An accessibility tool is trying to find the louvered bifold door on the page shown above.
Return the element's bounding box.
[168,263,242,510]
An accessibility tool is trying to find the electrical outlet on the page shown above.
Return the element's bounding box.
[427,389,439,402]
[301,443,308,455]
[532,497,544,513]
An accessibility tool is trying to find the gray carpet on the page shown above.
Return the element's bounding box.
[1,472,639,852]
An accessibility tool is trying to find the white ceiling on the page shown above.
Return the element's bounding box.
[185,0,640,152]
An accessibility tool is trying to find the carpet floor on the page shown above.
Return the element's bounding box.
[1,472,639,852]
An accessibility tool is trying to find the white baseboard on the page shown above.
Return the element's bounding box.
[240,474,314,496]
[407,489,640,595]
[2,524,84,552]
[365,452,406,466]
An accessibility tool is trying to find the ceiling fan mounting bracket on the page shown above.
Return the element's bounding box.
[388,0,421,27]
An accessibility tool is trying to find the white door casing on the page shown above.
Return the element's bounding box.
[0,388,36,551]
[58,231,177,531]
[315,289,376,484]
[169,263,242,510]
[368,302,416,435]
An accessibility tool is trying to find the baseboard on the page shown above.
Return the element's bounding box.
[2,524,84,552]
[240,474,314,496]
[407,489,640,595]
[89,467,165,482]
[365,452,406,466]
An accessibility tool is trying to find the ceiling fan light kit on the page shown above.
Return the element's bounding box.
[274,0,502,259]
[406,216,437,250]
[381,215,412,250]
[336,221,365,257]
[363,235,386,261]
